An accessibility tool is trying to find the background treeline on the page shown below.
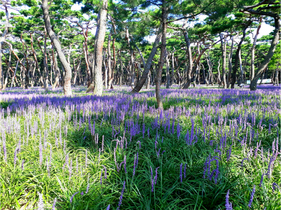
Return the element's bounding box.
[0,0,280,100]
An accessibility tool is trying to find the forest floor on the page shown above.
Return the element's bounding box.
[0,85,280,209]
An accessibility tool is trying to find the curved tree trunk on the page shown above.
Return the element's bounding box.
[227,36,234,88]
[220,33,227,88]
[182,29,193,89]
[250,17,262,81]
[155,0,167,110]
[131,32,162,93]
[42,0,72,96]
[250,17,279,90]
[0,4,9,90]
[87,0,108,95]
[231,21,252,88]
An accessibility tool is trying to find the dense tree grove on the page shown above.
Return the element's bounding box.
[0,0,280,99]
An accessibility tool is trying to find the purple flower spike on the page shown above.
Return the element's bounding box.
[272,183,278,192]
[180,163,183,183]
[106,204,110,210]
[52,197,57,210]
[225,190,232,210]
[259,174,265,187]
[248,185,256,208]
[117,181,126,210]
[70,192,79,203]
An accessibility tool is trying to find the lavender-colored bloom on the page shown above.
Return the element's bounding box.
[117,181,126,210]
[102,165,107,179]
[227,146,232,162]
[241,158,249,167]
[248,185,256,208]
[180,163,183,183]
[272,183,278,192]
[52,197,57,210]
[37,192,44,210]
[14,147,19,167]
[124,155,127,173]
[225,190,232,210]
[81,191,84,195]
[70,192,79,203]
[136,141,141,149]
[106,204,110,210]
[177,123,180,140]
[21,159,24,170]
[151,166,160,192]
[102,135,104,152]
[150,167,154,192]
[133,152,138,176]
[39,142,43,166]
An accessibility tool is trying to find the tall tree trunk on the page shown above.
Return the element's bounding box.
[238,50,243,85]
[170,49,175,86]
[107,33,113,88]
[165,51,170,88]
[0,42,3,90]
[227,36,234,88]
[0,4,9,90]
[250,17,262,81]
[52,45,60,89]
[86,0,108,95]
[217,58,221,85]
[206,50,214,85]
[42,0,72,96]
[2,47,12,90]
[231,21,252,88]
[30,33,40,84]
[43,31,49,90]
[131,32,162,93]
[156,0,167,110]
[103,50,108,89]
[182,29,193,89]
[220,33,227,88]
[73,58,81,86]
[119,56,123,86]
[11,60,19,87]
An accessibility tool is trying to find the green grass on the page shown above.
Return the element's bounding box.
[0,89,280,210]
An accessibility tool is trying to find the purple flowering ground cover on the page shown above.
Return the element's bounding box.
[0,86,280,209]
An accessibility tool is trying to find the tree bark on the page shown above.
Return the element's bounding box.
[42,0,72,96]
[170,49,175,86]
[165,51,170,88]
[107,33,113,88]
[227,36,234,88]
[86,0,108,95]
[250,17,262,81]
[231,21,252,88]
[43,31,49,90]
[220,33,227,88]
[0,4,10,90]
[131,32,162,93]
[182,29,193,89]
[156,0,167,110]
